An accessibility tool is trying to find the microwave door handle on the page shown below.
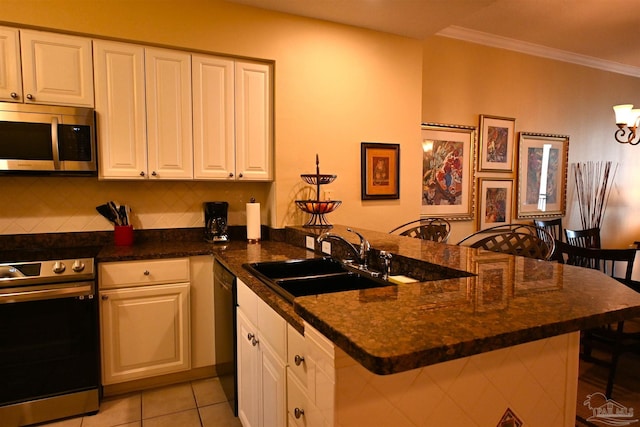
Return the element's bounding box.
[51,116,60,170]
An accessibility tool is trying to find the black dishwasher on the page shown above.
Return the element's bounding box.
[213,259,237,416]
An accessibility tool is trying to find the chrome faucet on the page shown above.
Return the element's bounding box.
[317,228,371,270]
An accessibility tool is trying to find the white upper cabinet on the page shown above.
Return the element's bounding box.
[0,27,22,103]
[235,61,273,181]
[93,37,272,181]
[192,54,235,179]
[93,40,148,179]
[145,47,193,179]
[20,29,94,107]
[95,42,194,180]
[193,56,273,181]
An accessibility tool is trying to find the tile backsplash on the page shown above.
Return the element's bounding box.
[0,176,271,235]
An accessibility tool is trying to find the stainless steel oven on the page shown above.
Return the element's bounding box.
[0,252,100,427]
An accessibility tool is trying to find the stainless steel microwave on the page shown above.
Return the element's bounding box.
[0,102,96,175]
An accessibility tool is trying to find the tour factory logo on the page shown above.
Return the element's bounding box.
[583,392,638,426]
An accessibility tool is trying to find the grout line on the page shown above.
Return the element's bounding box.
[191,380,205,427]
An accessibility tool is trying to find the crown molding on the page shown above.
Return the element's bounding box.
[436,26,640,79]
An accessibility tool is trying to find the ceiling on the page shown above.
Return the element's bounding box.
[226,0,640,76]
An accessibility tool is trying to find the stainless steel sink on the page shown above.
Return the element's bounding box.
[243,258,390,302]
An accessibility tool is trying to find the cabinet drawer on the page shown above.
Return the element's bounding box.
[287,370,309,427]
[100,258,190,289]
[287,324,307,387]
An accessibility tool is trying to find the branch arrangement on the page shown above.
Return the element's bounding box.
[572,161,617,230]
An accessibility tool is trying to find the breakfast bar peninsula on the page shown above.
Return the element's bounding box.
[217,225,640,427]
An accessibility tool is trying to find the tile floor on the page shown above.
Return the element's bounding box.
[39,377,241,427]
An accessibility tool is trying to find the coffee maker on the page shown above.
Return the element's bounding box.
[204,201,229,243]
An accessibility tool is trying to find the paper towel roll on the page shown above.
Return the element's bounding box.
[246,202,261,242]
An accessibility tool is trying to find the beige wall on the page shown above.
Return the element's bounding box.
[2,1,640,248]
[421,36,640,246]
[0,0,423,234]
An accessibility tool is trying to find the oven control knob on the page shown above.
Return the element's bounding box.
[53,261,66,274]
[72,260,85,272]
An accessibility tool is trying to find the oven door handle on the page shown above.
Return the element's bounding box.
[0,281,95,304]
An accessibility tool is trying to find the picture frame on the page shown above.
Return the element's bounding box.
[360,142,400,200]
[477,178,513,230]
[478,115,516,172]
[420,122,476,220]
[516,132,569,219]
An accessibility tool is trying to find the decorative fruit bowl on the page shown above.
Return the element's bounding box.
[295,200,342,227]
[296,155,340,227]
[300,174,337,186]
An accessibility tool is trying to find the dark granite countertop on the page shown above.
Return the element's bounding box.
[7,225,640,376]
[285,226,640,375]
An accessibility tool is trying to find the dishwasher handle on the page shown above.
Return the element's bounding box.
[214,260,236,293]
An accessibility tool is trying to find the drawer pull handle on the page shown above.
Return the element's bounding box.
[294,408,304,419]
[101,295,109,300]
[144,270,150,276]
[294,355,305,366]
[252,336,259,346]
[247,333,254,341]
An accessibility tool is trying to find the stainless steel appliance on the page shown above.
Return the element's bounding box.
[0,248,100,427]
[213,259,237,415]
[204,202,229,243]
[0,102,96,174]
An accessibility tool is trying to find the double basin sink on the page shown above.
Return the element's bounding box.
[243,256,472,303]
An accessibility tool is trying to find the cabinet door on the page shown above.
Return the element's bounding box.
[100,283,191,385]
[235,61,273,181]
[0,27,22,102]
[261,342,286,427]
[20,29,94,107]
[237,309,260,427]
[192,54,236,180]
[145,47,193,179]
[93,40,148,179]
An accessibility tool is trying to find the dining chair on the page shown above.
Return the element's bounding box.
[456,224,555,261]
[389,218,451,243]
[555,240,640,398]
[564,227,601,249]
[533,218,564,261]
[533,218,563,242]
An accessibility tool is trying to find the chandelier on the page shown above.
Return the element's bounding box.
[613,104,640,145]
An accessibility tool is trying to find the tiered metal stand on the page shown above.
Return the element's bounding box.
[295,156,341,228]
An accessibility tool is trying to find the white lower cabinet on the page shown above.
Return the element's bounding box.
[99,258,192,385]
[237,279,286,427]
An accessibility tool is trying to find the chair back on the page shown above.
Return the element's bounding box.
[533,218,563,242]
[389,218,451,243]
[564,227,601,249]
[555,241,635,281]
[456,224,555,261]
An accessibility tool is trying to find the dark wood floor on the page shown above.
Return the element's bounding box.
[576,349,640,426]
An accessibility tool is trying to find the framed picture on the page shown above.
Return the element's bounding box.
[420,122,476,220]
[360,142,400,200]
[516,132,569,219]
[477,178,513,230]
[478,115,516,172]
